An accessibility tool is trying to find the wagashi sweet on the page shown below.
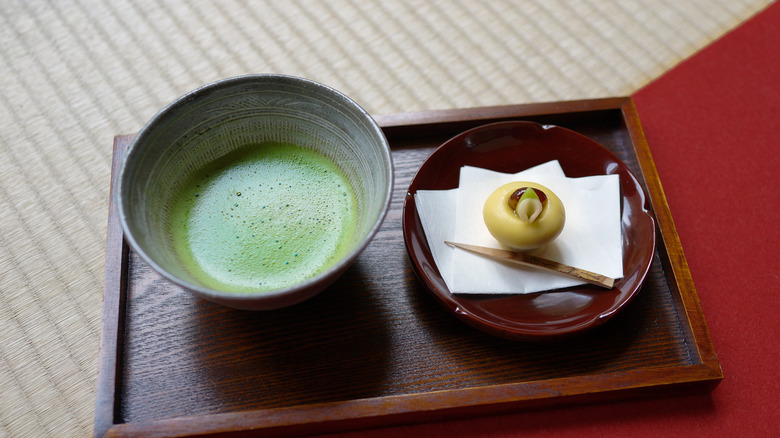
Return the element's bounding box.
[482,181,565,251]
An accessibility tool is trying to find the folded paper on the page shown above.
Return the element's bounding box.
[415,161,623,294]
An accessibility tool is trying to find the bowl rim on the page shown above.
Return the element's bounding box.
[117,74,394,305]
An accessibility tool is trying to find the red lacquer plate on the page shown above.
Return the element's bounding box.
[402,121,656,341]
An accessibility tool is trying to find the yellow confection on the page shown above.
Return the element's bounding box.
[482,181,566,251]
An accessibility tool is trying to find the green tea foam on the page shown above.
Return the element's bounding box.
[168,142,358,292]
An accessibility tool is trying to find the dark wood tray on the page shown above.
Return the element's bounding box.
[94,97,722,437]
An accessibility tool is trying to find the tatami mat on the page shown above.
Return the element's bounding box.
[0,0,773,436]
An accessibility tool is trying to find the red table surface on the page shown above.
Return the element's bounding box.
[322,3,780,437]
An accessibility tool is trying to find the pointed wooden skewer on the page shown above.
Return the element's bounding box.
[444,241,615,289]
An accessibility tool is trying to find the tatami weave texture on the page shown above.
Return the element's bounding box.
[0,1,773,436]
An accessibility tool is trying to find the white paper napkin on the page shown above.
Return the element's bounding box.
[415,161,623,294]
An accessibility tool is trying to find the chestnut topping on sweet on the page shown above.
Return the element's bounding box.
[507,187,547,210]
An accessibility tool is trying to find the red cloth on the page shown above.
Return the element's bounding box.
[326,3,780,436]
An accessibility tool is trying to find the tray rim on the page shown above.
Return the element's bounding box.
[94,96,722,438]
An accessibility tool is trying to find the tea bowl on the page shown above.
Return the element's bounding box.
[118,74,393,310]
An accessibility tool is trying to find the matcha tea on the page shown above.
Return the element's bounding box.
[168,142,358,292]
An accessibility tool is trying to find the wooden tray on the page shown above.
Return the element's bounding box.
[94,97,722,437]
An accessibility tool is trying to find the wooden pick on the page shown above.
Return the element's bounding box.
[444,241,615,289]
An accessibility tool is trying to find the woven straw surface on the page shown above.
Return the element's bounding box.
[0,1,772,436]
